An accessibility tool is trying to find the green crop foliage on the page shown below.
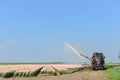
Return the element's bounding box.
[2,71,15,78]
[18,72,23,77]
[41,71,47,74]
[106,68,120,80]
[105,64,113,70]
[14,72,32,77]
[22,72,26,77]
[53,71,57,76]
[59,70,71,75]
[31,67,43,76]
[14,72,19,77]
[52,66,74,75]
[46,71,57,76]
[67,67,83,73]
[26,72,32,77]
[0,73,3,77]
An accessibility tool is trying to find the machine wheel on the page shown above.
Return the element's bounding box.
[98,64,104,70]
[91,63,95,70]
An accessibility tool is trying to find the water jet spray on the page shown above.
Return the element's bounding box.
[64,43,92,61]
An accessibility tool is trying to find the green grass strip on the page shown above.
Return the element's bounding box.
[106,68,120,80]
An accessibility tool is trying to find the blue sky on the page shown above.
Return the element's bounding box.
[0,0,120,63]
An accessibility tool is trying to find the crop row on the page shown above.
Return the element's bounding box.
[0,65,84,78]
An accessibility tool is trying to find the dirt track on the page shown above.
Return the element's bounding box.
[0,68,107,80]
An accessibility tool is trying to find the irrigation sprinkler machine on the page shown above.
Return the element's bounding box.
[65,43,105,70]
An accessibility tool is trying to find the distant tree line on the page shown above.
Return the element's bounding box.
[119,53,120,59]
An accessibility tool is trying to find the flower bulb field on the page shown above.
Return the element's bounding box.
[0,63,119,80]
[0,64,88,79]
[0,64,84,73]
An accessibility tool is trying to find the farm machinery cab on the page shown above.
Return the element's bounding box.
[77,52,105,70]
[91,52,105,70]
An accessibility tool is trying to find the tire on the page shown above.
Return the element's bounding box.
[91,63,95,70]
[100,64,104,70]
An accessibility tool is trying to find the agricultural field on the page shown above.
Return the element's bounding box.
[0,63,119,80]
[0,64,86,78]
